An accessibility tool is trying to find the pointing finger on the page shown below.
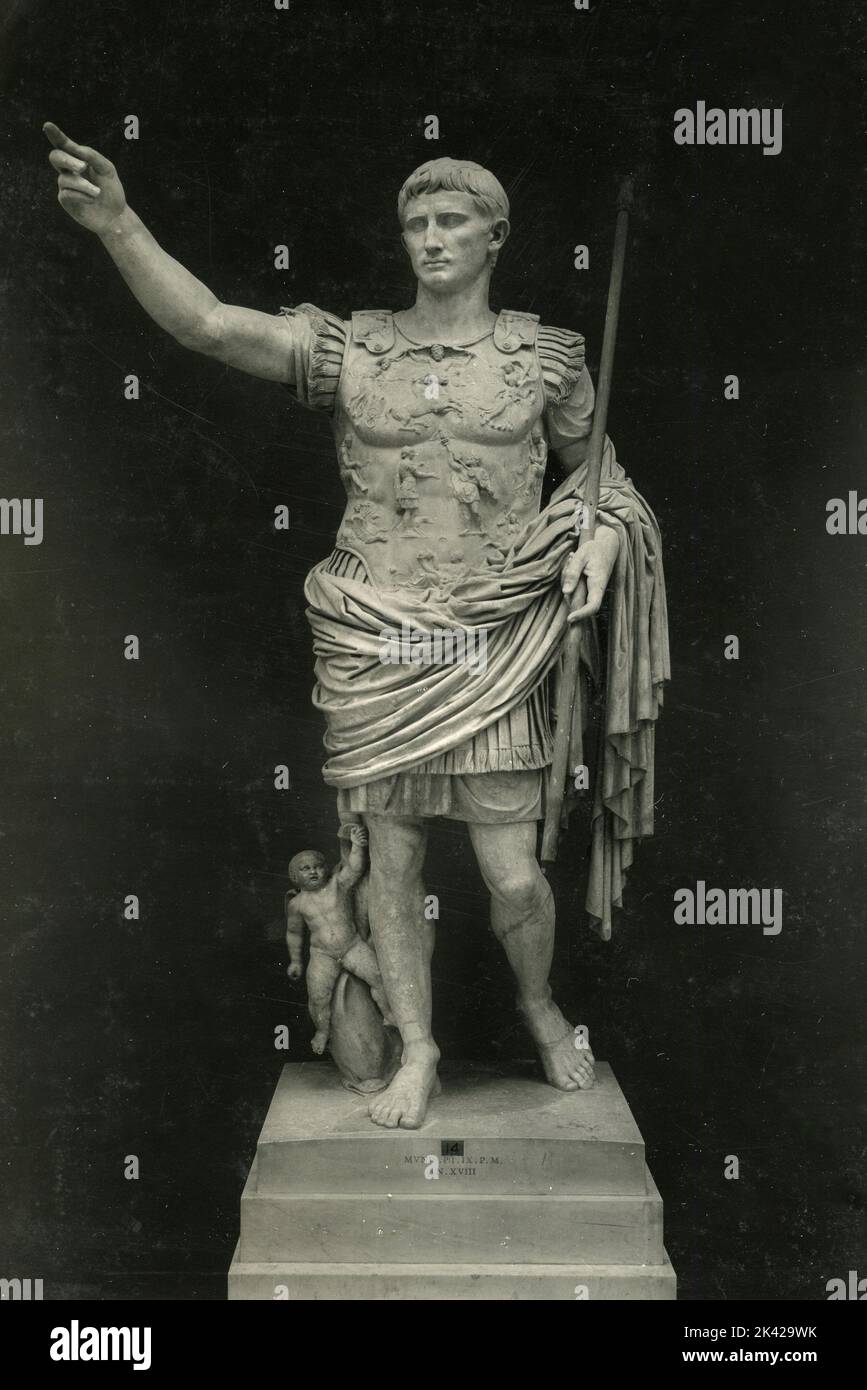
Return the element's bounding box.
[42,122,115,175]
[43,121,71,148]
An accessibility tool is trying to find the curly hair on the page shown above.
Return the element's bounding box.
[397,157,510,226]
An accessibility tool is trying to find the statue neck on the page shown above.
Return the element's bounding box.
[401,275,496,344]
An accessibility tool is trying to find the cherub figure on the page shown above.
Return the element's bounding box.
[285,826,394,1054]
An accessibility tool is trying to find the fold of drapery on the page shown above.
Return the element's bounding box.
[304,441,669,937]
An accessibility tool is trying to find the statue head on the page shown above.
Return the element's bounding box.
[398,158,510,226]
[397,157,510,294]
[288,849,329,890]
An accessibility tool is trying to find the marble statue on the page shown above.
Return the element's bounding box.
[44,125,669,1132]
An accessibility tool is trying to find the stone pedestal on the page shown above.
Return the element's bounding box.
[228,1061,676,1300]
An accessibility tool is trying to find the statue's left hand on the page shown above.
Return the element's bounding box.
[561,527,620,623]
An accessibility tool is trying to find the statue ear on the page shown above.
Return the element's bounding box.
[490,216,510,252]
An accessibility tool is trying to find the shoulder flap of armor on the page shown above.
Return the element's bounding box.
[277,303,347,413]
[537,323,587,406]
[351,310,395,355]
[493,309,540,353]
[279,302,345,335]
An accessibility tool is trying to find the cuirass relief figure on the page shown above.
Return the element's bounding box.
[44,128,669,1130]
[332,321,546,593]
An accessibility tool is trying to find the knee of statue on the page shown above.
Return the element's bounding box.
[497,866,545,913]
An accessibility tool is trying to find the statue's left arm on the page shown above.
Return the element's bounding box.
[546,356,595,478]
[541,339,623,619]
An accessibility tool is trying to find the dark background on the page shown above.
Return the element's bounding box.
[1,0,864,1300]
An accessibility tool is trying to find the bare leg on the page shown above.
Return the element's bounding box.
[468,821,594,1091]
[353,875,370,941]
[364,814,440,1129]
[341,937,396,1026]
[305,951,342,1055]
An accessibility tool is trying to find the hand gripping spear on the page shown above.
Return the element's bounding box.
[541,176,634,866]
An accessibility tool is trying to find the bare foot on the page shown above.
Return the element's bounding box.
[519,997,595,1091]
[368,1042,440,1129]
[311,1030,328,1055]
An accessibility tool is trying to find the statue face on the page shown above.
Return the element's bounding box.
[292,852,328,889]
[400,190,507,295]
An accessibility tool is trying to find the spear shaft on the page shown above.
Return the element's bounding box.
[541,177,634,865]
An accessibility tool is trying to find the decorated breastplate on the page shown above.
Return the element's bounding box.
[331,310,549,603]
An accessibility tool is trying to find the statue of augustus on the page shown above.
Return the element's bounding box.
[45,127,669,1130]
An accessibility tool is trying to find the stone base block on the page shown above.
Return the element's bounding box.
[228,1245,677,1301]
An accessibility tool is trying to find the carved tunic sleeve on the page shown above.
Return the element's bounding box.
[538,324,595,451]
[276,303,348,413]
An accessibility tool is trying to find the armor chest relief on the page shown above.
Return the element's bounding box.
[332,322,549,603]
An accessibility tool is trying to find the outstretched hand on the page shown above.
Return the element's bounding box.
[43,122,127,234]
[561,527,620,623]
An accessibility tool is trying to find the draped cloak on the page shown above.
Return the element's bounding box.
[279,304,670,939]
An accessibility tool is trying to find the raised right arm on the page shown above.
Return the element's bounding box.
[43,122,295,382]
[335,825,368,890]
